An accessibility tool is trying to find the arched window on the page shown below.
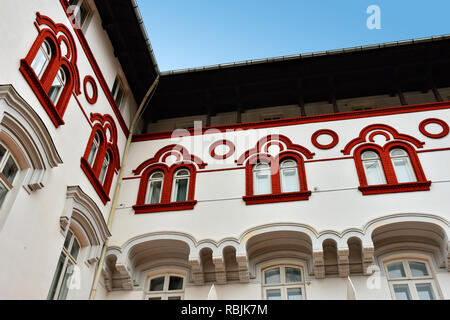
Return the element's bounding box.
[280,160,300,193]
[98,151,110,186]
[146,171,164,204]
[361,150,386,185]
[389,148,416,183]
[87,133,100,167]
[47,230,80,300]
[262,265,305,300]
[172,169,190,202]
[253,162,272,195]
[385,259,439,300]
[30,40,51,79]
[145,273,185,300]
[0,144,19,208]
[47,68,66,105]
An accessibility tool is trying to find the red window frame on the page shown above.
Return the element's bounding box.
[133,163,197,214]
[243,151,311,205]
[80,114,120,204]
[19,13,81,127]
[354,141,431,195]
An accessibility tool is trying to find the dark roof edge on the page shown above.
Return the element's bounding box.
[130,0,160,75]
[161,34,450,76]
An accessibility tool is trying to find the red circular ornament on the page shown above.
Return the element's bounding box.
[83,76,98,104]
[209,140,235,159]
[311,129,339,149]
[419,118,449,139]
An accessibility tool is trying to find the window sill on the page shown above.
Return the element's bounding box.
[80,157,110,205]
[133,201,198,214]
[243,191,311,205]
[358,181,431,195]
[19,60,65,127]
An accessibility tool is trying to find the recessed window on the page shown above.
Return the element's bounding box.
[87,133,100,167]
[68,0,92,31]
[386,259,439,300]
[262,265,305,300]
[280,160,300,193]
[48,68,66,105]
[111,76,125,109]
[361,150,386,185]
[389,148,416,183]
[253,162,272,195]
[48,230,80,300]
[146,171,164,204]
[0,144,19,208]
[146,274,185,300]
[172,169,190,202]
[98,152,110,185]
[30,40,51,79]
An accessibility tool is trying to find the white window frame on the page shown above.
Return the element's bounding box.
[146,171,164,204]
[98,152,110,185]
[171,169,190,202]
[253,162,272,195]
[384,257,440,300]
[30,40,51,79]
[361,150,386,185]
[262,264,306,300]
[68,0,93,32]
[47,68,66,105]
[0,144,19,209]
[389,148,417,183]
[47,230,81,300]
[145,273,185,300]
[280,159,300,193]
[111,75,125,110]
[87,133,100,167]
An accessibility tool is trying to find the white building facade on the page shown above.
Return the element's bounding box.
[0,0,449,300]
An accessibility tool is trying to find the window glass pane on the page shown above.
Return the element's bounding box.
[48,75,64,104]
[149,277,165,291]
[415,283,435,300]
[176,170,189,177]
[363,160,385,185]
[264,268,281,284]
[390,149,407,157]
[254,169,271,195]
[168,296,181,300]
[47,254,65,300]
[79,1,90,27]
[168,277,183,291]
[387,262,406,278]
[392,158,416,183]
[0,183,8,207]
[31,46,49,78]
[281,168,300,193]
[266,289,282,300]
[2,156,18,184]
[148,180,162,204]
[98,156,109,185]
[393,284,411,300]
[87,140,98,167]
[57,260,74,300]
[63,231,73,250]
[287,287,303,300]
[151,172,163,179]
[409,262,429,277]
[70,238,80,260]
[0,145,6,163]
[361,151,378,159]
[175,178,188,202]
[285,267,302,283]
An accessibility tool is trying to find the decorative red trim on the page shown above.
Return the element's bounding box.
[237,134,314,165]
[132,101,450,142]
[80,157,110,204]
[419,118,449,139]
[368,131,391,143]
[133,201,198,214]
[342,123,424,155]
[20,13,81,127]
[417,147,450,153]
[83,75,98,104]
[352,140,430,195]
[243,150,311,205]
[311,129,339,150]
[133,146,204,214]
[73,93,92,128]
[80,114,120,204]
[133,144,207,175]
[209,140,235,159]
[243,191,312,205]
[358,181,431,195]
[59,0,129,137]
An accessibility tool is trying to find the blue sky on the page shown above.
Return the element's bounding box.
[136,0,450,72]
